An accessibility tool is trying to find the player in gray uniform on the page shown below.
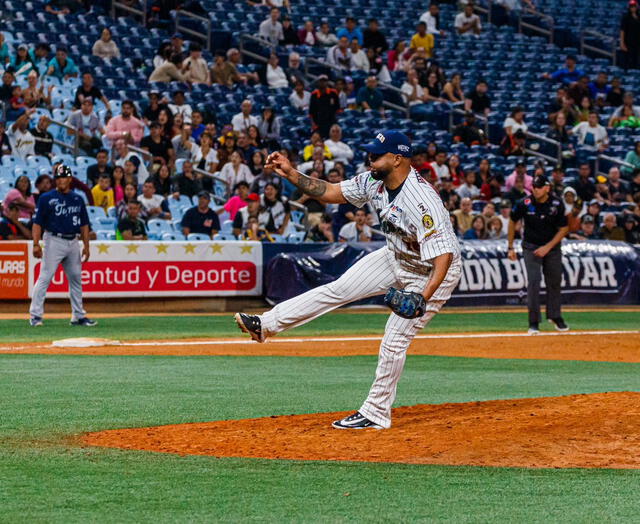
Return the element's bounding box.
[235,131,461,429]
[29,164,97,327]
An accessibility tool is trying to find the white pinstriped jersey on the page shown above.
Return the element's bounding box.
[340,167,460,273]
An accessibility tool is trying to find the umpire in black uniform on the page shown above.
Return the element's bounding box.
[508,174,569,334]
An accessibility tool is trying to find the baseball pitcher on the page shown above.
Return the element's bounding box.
[235,131,461,429]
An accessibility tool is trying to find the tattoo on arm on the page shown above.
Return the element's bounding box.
[290,171,327,198]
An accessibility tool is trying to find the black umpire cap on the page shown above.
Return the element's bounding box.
[532,174,550,188]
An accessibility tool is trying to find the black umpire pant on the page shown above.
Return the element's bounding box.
[523,244,563,325]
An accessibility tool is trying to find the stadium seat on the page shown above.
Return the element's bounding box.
[147,219,174,235]
[187,233,210,241]
[162,232,186,241]
[87,206,107,220]
[221,220,233,233]
[96,230,116,240]
[287,232,306,243]
[213,233,237,240]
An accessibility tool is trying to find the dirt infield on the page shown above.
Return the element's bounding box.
[3,332,640,362]
[82,392,640,469]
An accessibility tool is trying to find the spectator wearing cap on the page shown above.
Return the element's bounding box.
[181,190,220,238]
[73,72,111,112]
[337,17,364,46]
[543,55,584,85]
[182,43,210,85]
[10,44,36,76]
[309,76,341,138]
[232,192,273,238]
[317,22,339,47]
[497,198,513,232]
[67,98,104,156]
[624,215,640,243]
[168,90,193,124]
[30,115,54,158]
[7,109,36,160]
[585,198,602,222]
[149,53,186,83]
[289,80,311,111]
[621,0,640,70]
[455,3,482,36]
[572,111,608,151]
[46,46,78,81]
[569,214,601,240]
[259,7,284,45]
[170,33,186,62]
[105,100,144,145]
[509,175,569,334]
[92,27,120,60]
[356,76,385,115]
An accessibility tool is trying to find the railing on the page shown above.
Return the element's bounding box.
[448,103,489,137]
[239,33,275,61]
[50,118,80,156]
[473,0,492,26]
[524,131,562,165]
[111,0,147,26]
[595,154,635,176]
[175,9,212,51]
[580,29,617,66]
[288,200,308,232]
[518,6,554,44]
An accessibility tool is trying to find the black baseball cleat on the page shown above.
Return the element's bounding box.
[234,313,265,343]
[70,317,98,327]
[29,316,43,327]
[548,317,569,332]
[332,411,383,430]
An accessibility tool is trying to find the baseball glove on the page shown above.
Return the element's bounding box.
[384,287,427,319]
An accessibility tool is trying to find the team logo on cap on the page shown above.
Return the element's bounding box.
[398,145,410,152]
[376,133,386,142]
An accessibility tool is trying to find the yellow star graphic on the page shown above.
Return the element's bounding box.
[183,243,196,254]
[126,244,139,254]
[240,245,253,254]
[210,243,223,254]
[155,243,168,254]
[96,243,110,254]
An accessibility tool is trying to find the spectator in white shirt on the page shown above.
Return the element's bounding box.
[138,179,171,220]
[456,170,481,200]
[326,36,353,71]
[266,53,289,88]
[220,150,255,190]
[182,42,210,85]
[316,22,338,47]
[289,80,311,111]
[259,7,284,45]
[419,4,445,36]
[339,208,372,242]
[168,90,193,124]
[503,106,528,140]
[426,149,451,183]
[455,3,482,36]
[350,39,369,71]
[324,124,354,163]
[572,111,609,151]
[231,99,260,132]
[7,110,36,160]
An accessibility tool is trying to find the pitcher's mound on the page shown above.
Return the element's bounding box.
[82,392,640,469]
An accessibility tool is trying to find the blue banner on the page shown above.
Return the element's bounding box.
[264,240,640,306]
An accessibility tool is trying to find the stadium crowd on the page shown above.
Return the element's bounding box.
[0,0,639,245]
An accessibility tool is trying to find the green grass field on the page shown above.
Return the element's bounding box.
[1,310,639,522]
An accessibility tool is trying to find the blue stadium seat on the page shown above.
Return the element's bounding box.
[213,233,237,241]
[162,232,186,241]
[187,233,210,241]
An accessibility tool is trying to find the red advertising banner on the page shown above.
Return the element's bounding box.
[0,242,30,300]
[31,240,263,298]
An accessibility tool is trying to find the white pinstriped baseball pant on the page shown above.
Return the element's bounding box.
[260,247,462,428]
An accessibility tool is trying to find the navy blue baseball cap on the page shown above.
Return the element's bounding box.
[362,130,412,158]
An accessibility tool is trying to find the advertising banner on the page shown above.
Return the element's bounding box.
[265,240,640,306]
[0,241,31,300]
[33,240,263,298]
